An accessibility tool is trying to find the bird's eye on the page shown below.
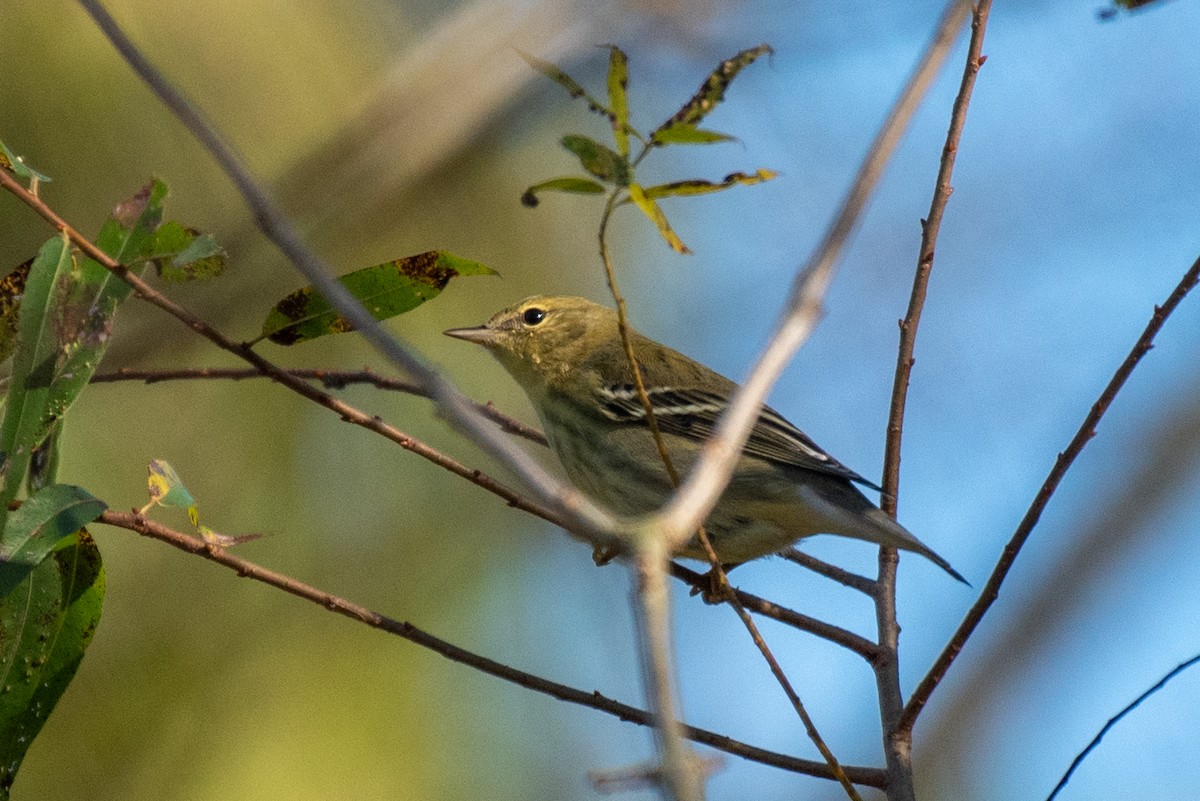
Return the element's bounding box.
[522,307,546,326]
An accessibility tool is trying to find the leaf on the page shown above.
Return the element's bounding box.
[0,484,106,596]
[0,259,33,365]
[639,169,778,199]
[650,44,772,141]
[0,140,52,184]
[145,221,226,282]
[26,419,62,494]
[650,125,737,146]
[606,45,630,157]
[520,177,606,207]
[43,180,172,441]
[144,459,196,511]
[261,251,496,346]
[628,184,690,254]
[0,530,104,798]
[516,49,615,122]
[560,135,630,186]
[0,234,74,525]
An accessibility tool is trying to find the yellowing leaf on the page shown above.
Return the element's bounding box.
[628,184,690,254]
[651,44,772,140]
[606,45,630,157]
[639,169,778,199]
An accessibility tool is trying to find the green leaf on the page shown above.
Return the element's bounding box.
[628,184,690,254]
[145,221,227,282]
[261,251,496,346]
[0,484,106,596]
[43,181,172,443]
[0,259,33,365]
[0,234,74,525]
[639,169,778,199]
[560,135,630,186]
[0,530,104,798]
[651,44,772,141]
[145,459,196,510]
[79,178,168,294]
[26,419,63,494]
[516,49,615,122]
[0,140,52,184]
[650,125,737,146]
[520,177,606,207]
[606,45,630,157]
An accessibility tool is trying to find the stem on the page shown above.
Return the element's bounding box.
[632,541,705,801]
[875,4,991,797]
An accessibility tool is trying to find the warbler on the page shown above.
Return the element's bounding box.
[445,295,964,582]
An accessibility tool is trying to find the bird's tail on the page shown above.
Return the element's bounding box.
[861,507,969,585]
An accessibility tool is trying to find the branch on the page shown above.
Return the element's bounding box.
[1045,652,1200,801]
[777,549,878,596]
[96,509,887,789]
[898,251,1200,734]
[74,0,614,541]
[883,1,990,508]
[873,4,991,797]
[669,564,881,661]
[652,0,974,548]
[92,366,548,445]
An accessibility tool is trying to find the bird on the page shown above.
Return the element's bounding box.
[445,295,965,583]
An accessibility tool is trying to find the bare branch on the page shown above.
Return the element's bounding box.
[874,4,992,799]
[92,366,548,445]
[778,549,878,596]
[899,252,1200,735]
[96,509,886,788]
[1046,652,1200,801]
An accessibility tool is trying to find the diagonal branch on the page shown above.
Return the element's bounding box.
[1045,652,1200,801]
[898,252,1200,735]
[92,366,548,445]
[96,509,888,789]
[74,0,613,541]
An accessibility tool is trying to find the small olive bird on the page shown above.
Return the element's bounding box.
[446,295,964,583]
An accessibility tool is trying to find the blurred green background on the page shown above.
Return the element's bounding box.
[4,1,1200,799]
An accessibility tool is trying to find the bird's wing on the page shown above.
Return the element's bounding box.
[595,384,881,490]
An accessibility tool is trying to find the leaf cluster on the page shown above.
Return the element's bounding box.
[520,45,777,253]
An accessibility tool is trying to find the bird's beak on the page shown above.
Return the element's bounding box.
[443,325,496,345]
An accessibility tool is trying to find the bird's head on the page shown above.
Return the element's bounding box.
[444,295,618,389]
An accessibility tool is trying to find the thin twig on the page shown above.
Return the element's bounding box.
[694,535,863,801]
[668,564,881,661]
[92,366,548,445]
[874,4,991,798]
[898,252,1200,735]
[652,0,974,548]
[1045,652,1200,801]
[777,549,878,596]
[95,509,886,788]
[74,0,613,541]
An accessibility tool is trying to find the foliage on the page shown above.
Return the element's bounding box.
[520,45,777,254]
